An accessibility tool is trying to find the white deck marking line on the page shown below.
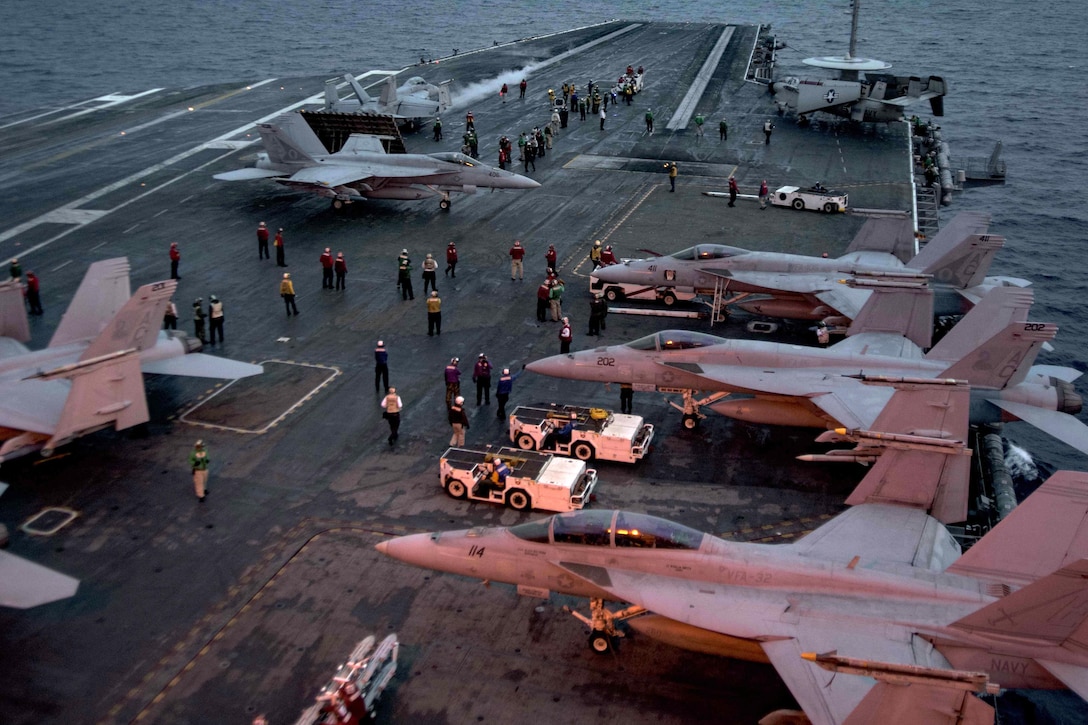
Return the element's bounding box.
[0,90,159,131]
[40,88,166,126]
[51,260,72,272]
[89,241,108,251]
[666,26,735,130]
[178,361,341,434]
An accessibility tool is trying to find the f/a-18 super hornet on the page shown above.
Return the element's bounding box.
[378,470,1088,725]
[213,112,539,210]
[527,286,1088,457]
[592,212,1029,324]
[0,258,261,463]
[324,73,453,127]
[770,0,947,123]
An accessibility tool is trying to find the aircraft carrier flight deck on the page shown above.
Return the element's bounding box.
[1,20,1033,725]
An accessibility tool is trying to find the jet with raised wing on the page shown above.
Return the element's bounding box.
[592,212,1030,323]
[324,73,452,126]
[0,258,262,463]
[526,286,1088,457]
[378,469,1088,725]
[213,112,539,210]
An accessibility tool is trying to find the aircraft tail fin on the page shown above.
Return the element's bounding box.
[43,350,150,453]
[343,74,374,104]
[928,77,947,116]
[49,258,131,348]
[438,80,453,110]
[838,381,972,524]
[946,471,1088,587]
[335,134,388,156]
[324,78,341,108]
[846,275,934,349]
[80,281,177,361]
[379,75,398,107]
[0,278,30,343]
[257,113,328,166]
[935,319,1055,389]
[950,558,1088,654]
[925,285,1032,361]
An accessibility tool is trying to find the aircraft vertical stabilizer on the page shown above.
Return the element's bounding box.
[937,321,1056,390]
[437,80,452,110]
[379,75,398,107]
[44,350,150,453]
[81,281,177,361]
[0,278,30,343]
[945,471,1088,587]
[49,258,131,348]
[343,74,375,104]
[257,113,329,166]
[925,286,1032,363]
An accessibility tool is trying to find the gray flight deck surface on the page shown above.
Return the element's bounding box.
[0,20,1017,725]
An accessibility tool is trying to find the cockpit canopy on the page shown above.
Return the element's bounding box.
[668,244,747,261]
[510,510,705,550]
[431,152,482,167]
[625,330,726,352]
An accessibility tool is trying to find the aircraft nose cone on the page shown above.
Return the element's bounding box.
[593,264,638,283]
[526,354,571,378]
[510,174,541,189]
[375,532,439,568]
[374,540,389,555]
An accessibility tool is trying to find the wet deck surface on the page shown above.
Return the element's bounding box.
[0,20,1067,725]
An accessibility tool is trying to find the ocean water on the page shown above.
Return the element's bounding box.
[2,0,1085,461]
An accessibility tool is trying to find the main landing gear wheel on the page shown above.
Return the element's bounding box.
[792,198,805,211]
[661,290,678,307]
[682,414,700,430]
[506,489,531,511]
[332,199,345,210]
[589,630,614,654]
[444,476,468,499]
[439,198,451,211]
[516,433,537,451]
[572,441,595,461]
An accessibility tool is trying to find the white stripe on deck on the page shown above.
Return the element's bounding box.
[666,26,735,131]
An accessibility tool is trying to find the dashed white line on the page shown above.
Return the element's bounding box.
[51,260,73,272]
[123,224,141,234]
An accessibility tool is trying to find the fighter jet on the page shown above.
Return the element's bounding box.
[324,73,452,127]
[526,286,1088,457]
[377,470,1088,724]
[592,212,1030,323]
[213,112,539,210]
[0,259,262,463]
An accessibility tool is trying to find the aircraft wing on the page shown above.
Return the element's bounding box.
[212,168,285,181]
[987,399,1088,457]
[0,550,79,608]
[813,285,872,319]
[762,629,988,725]
[0,379,69,434]
[789,504,960,571]
[285,162,441,189]
[141,353,263,379]
[0,336,32,359]
[693,365,894,429]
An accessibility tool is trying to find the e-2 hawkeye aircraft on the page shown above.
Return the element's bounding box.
[213,111,539,210]
[0,258,261,463]
[324,73,453,127]
[378,467,1088,725]
[527,286,1088,457]
[592,212,1029,324]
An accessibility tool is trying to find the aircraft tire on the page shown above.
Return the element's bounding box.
[589,630,613,654]
[605,286,624,303]
[661,290,678,306]
[682,414,699,430]
[506,489,531,511]
[332,199,345,210]
[439,198,451,211]
[444,476,468,499]
[572,441,595,461]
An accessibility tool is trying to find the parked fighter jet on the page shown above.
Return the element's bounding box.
[213,112,539,210]
[0,259,262,463]
[526,286,1088,457]
[378,470,1088,724]
[324,73,452,127]
[592,212,1029,323]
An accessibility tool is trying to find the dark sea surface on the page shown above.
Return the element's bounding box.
[1,1,1086,718]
